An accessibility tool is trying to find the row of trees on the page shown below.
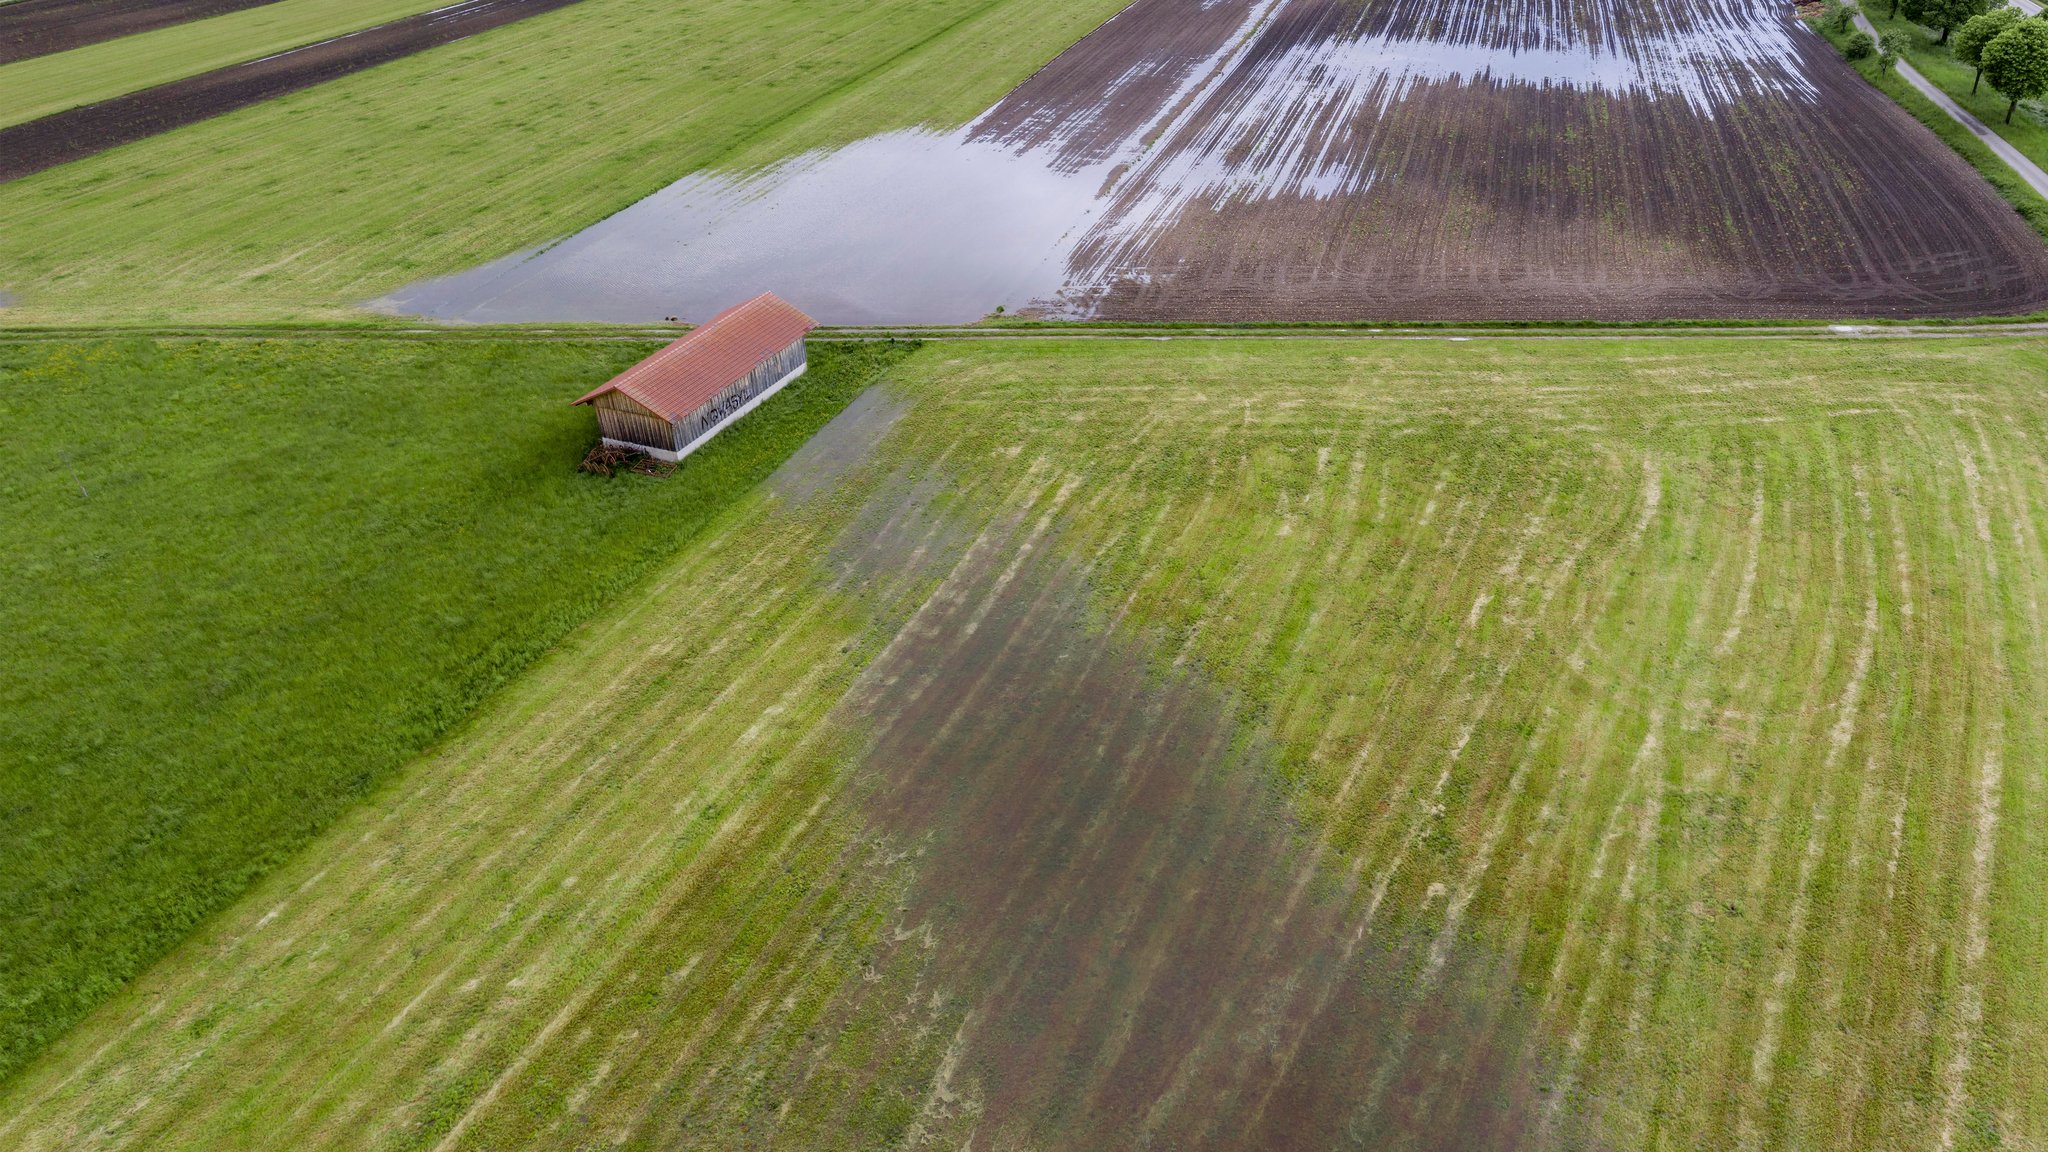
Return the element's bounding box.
[1957,8,2048,121]
[1849,0,2048,124]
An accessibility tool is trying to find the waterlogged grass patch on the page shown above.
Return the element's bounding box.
[4,337,2047,1150]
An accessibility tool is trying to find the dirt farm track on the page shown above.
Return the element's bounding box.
[979,0,2048,319]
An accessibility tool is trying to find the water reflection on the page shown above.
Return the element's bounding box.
[379,130,1116,324]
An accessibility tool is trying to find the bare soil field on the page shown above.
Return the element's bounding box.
[5,338,2046,1150]
[0,0,581,183]
[401,0,2048,322]
[983,0,2048,319]
[0,0,278,64]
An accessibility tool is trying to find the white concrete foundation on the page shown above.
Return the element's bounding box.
[602,362,808,463]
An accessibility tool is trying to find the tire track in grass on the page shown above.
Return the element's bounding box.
[1472,452,1669,1031]
[1740,476,1880,1150]
[1261,454,1459,893]
[1791,467,1907,1142]
[1307,485,1593,1138]
[1488,450,1665,922]
[1259,421,1385,744]
[1309,479,1499,922]
[1715,472,1766,660]
[1190,454,1471,888]
[1621,455,1769,1137]
[1666,443,1846,1147]
[1538,455,1740,1119]
[1825,395,1965,1149]
[1517,449,1749,1143]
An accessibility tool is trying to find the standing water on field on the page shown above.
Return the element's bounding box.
[377,130,1118,325]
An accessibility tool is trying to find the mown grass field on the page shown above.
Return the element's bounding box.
[0,335,912,1085]
[0,0,454,129]
[0,0,1126,324]
[4,336,2042,1150]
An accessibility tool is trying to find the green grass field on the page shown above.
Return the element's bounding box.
[4,335,2042,1150]
[0,335,913,1086]
[0,0,456,130]
[0,0,1125,325]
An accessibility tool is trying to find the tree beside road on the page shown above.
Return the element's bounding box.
[1982,17,2048,121]
[1956,6,2024,89]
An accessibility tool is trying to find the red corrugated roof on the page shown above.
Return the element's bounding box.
[573,292,817,418]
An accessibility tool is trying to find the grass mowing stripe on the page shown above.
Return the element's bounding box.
[0,0,451,129]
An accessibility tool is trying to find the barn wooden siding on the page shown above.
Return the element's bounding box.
[590,391,675,451]
[669,338,807,452]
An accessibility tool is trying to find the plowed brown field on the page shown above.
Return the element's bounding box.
[977,0,2048,319]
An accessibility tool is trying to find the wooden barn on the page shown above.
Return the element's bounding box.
[573,292,818,462]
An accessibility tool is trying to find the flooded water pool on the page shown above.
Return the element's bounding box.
[380,130,1117,325]
[380,0,2048,323]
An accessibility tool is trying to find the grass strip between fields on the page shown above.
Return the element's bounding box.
[0,0,456,130]
[0,335,916,1086]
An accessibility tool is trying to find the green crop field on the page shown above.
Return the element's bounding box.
[0,334,913,1086]
[5,336,2043,1150]
[0,0,456,130]
[0,0,1126,325]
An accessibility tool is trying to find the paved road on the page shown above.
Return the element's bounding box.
[1853,9,2048,199]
